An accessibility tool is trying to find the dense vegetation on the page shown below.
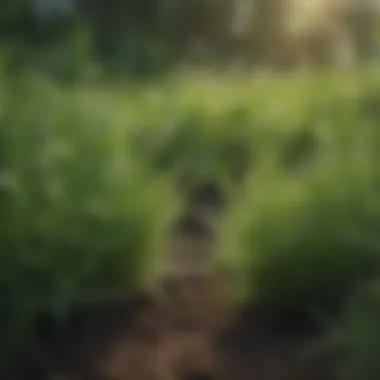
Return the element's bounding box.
[0,70,176,367]
[2,61,380,378]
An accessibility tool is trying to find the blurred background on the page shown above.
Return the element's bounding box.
[2,1,380,380]
[2,0,380,78]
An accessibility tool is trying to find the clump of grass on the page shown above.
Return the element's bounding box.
[0,76,175,365]
[218,130,380,320]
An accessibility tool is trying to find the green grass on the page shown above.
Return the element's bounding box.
[0,73,177,364]
[2,64,380,371]
[213,69,380,317]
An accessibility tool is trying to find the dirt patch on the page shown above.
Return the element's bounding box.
[6,282,339,380]
[217,304,340,380]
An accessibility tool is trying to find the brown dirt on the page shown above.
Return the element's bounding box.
[6,185,340,380]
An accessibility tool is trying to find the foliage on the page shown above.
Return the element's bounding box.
[2,64,380,371]
[216,70,380,317]
[0,74,175,365]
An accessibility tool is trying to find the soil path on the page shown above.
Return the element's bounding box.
[147,182,339,380]
[7,183,339,380]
